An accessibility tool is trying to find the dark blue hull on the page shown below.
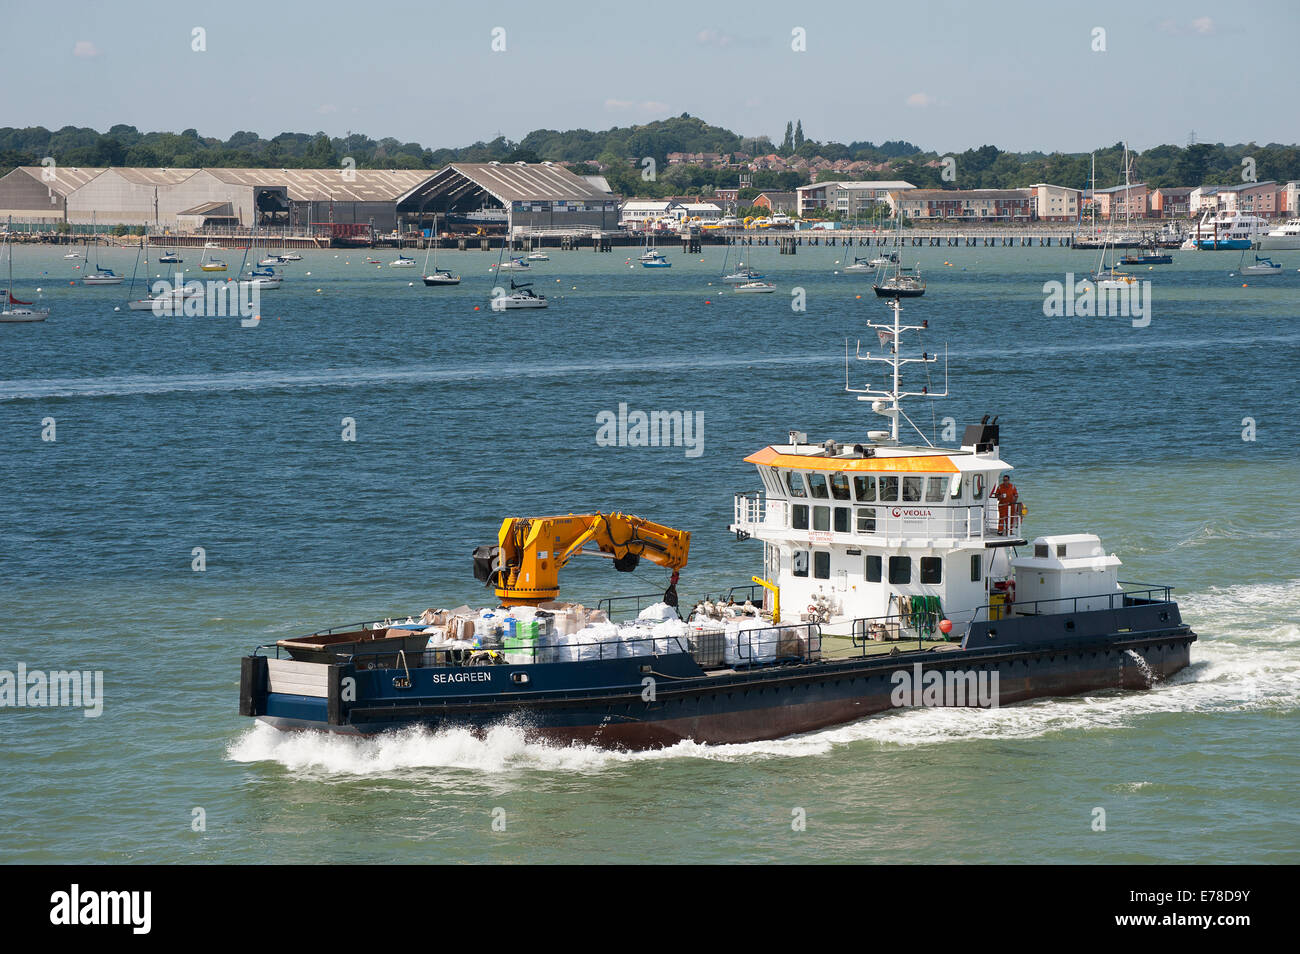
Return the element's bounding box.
[242,601,1195,749]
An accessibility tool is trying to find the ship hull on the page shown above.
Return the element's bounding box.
[243,602,1196,750]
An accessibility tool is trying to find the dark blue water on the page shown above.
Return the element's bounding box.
[2,243,1297,862]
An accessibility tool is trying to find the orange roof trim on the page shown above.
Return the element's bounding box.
[744,447,959,473]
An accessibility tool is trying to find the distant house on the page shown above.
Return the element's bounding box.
[1190,180,1281,217]
[620,199,681,229]
[1092,182,1149,220]
[796,180,915,217]
[894,188,1036,222]
[753,191,797,213]
[1149,187,1193,219]
[1027,183,1082,222]
[1284,181,1300,215]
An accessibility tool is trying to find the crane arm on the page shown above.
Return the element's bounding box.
[472,512,691,606]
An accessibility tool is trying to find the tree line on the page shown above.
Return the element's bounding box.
[2,118,1296,196]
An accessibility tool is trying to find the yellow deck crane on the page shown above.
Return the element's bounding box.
[473,513,691,607]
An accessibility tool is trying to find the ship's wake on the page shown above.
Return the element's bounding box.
[227,579,1299,776]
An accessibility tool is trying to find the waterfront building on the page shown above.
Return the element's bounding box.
[1027,183,1082,222]
[1092,182,1149,220]
[1150,187,1193,219]
[0,166,104,227]
[796,180,915,217]
[892,188,1036,222]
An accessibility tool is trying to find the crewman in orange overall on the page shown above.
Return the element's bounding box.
[994,474,1019,534]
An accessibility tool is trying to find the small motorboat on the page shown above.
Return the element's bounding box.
[494,257,530,271]
[733,280,776,293]
[278,252,302,262]
[63,252,81,260]
[158,251,184,264]
[641,251,671,268]
[200,261,227,272]
[390,255,418,267]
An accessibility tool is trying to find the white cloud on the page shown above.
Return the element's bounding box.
[641,101,669,113]
[316,104,338,115]
[1191,16,1215,34]
[604,99,634,111]
[73,41,98,58]
[906,92,936,108]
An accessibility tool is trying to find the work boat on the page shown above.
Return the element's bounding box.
[240,300,1196,748]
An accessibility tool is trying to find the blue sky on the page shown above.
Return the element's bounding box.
[4,0,1296,154]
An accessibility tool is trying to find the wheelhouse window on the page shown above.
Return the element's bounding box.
[925,477,947,502]
[834,507,850,533]
[949,474,963,501]
[970,553,982,581]
[813,551,831,579]
[888,556,911,584]
[920,557,942,584]
[973,473,987,500]
[792,504,809,530]
[786,471,807,498]
[792,550,809,577]
[813,506,830,531]
[856,507,877,533]
[829,473,851,501]
[807,473,830,499]
[853,475,877,501]
[879,476,899,501]
[902,476,923,502]
[865,554,882,582]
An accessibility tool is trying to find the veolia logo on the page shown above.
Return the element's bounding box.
[891,508,933,519]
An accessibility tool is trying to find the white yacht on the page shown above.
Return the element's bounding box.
[1258,218,1300,251]
[1189,209,1270,250]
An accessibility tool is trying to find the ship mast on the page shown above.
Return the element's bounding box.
[846,298,947,444]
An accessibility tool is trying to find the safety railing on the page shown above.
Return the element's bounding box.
[969,582,1174,622]
[724,621,823,668]
[848,609,948,655]
[596,593,680,620]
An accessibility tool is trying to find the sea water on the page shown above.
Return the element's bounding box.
[1,243,1296,863]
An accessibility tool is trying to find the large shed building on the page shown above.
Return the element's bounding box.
[0,166,105,225]
[399,162,620,233]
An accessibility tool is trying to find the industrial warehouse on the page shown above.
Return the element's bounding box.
[0,161,618,241]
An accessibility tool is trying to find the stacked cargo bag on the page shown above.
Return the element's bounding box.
[650,617,691,655]
[724,617,771,667]
[570,621,617,661]
[636,602,679,624]
[618,623,656,658]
